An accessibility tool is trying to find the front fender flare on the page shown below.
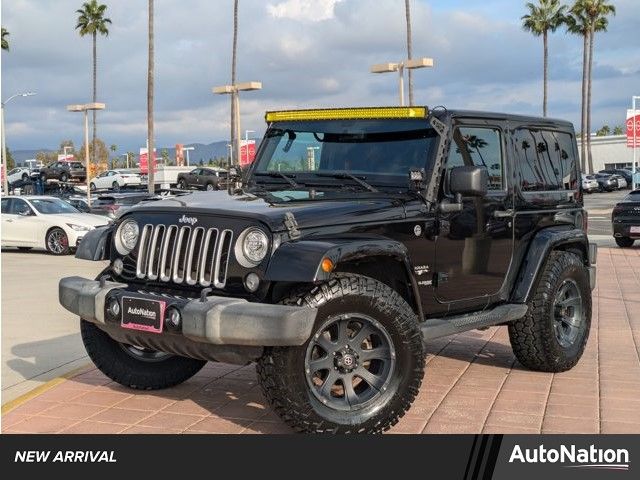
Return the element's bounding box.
[75,225,113,261]
[265,239,412,283]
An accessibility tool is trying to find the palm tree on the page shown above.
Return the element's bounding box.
[583,0,615,173]
[147,0,155,193]
[109,143,117,168]
[230,0,239,164]
[564,7,590,169]
[566,1,614,173]
[404,0,414,105]
[75,0,111,167]
[522,0,566,117]
[1,27,9,51]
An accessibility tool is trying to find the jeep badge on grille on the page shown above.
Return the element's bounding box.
[178,215,198,226]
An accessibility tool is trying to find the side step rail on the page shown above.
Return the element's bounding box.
[421,304,528,341]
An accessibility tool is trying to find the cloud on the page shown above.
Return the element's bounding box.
[1,0,638,152]
[267,0,342,22]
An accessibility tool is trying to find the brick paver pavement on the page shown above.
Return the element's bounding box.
[3,247,639,434]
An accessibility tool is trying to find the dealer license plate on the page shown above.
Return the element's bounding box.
[121,297,165,334]
[631,226,640,234]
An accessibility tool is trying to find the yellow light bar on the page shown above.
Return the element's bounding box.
[265,106,428,123]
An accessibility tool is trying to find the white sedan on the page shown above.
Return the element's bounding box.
[89,169,141,191]
[1,196,110,255]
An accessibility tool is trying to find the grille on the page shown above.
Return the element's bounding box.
[135,224,233,288]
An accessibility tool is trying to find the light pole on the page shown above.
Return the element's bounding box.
[2,91,37,195]
[120,153,129,168]
[183,147,195,166]
[370,58,433,106]
[67,103,106,206]
[244,129,255,166]
[213,81,262,166]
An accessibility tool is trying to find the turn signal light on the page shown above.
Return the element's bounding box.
[321,258,335,273]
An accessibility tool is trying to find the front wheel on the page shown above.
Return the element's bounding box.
[205,182,215,191]
[80,320,206,390]
[178,179,187,189]
[508,251,591,372]
[60,172,69,182]
[46,227,71,255]
[257,274,425,433]
[615,237,635,248]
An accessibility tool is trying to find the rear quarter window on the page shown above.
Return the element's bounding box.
[514,128,578,192]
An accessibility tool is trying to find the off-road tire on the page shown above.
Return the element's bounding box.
[80,320,206,390]
[508,251,591,372]
[256,274,425,434]
[615,237,635,248]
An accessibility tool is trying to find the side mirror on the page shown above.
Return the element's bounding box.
[439,166,488,214]
[450,166,488,197]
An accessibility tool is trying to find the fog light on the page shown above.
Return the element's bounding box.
[166,307,182,330]
[113,258,124,275]
[108,298,121,317]
[244,273,260,293]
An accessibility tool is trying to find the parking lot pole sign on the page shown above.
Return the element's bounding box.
[629,96,640,189]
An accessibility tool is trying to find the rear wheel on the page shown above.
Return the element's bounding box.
[21,173,29,181]
[45,227,70,255]
[615,237,635,248]
[89,182,97,191]
[112,181,120,191]
[257,274,425,433]
[81,320,206,390]
[509,251,591,372]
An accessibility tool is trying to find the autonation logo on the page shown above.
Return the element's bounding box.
[509,444,629,471]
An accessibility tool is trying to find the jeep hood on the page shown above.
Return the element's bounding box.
[126,190,406,231]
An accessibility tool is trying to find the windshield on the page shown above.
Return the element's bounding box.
[251,119,438,191]
[30,198,80,214]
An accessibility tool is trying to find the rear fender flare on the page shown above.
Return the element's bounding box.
[510,227,590,304]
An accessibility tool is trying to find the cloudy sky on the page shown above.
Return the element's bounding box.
[1,0,639,152]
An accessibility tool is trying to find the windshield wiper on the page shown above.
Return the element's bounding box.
[314,172,379,192]
[254,171,301,189]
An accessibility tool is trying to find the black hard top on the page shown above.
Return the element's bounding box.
[436,109,574,129]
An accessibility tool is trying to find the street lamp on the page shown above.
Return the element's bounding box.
[67,102,106,206]
[370,57,434,106]
[244,129,255,166]
[183,146,195,166]
[213,81,262,167]
[632,96,640,189]
[2,91,37,195]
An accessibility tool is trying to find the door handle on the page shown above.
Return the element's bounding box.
[493,209,514,218]
[6,219,13,222]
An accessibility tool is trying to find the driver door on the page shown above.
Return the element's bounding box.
[434,121,514,307]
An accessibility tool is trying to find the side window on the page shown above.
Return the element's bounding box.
[514,129,578,191]
[1,198,12,213]
[447,126,503,191]
[11,199,33,216]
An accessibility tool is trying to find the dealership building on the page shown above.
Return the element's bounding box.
[578,135,639,172]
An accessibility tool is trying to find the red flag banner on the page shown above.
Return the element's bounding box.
[139,147,158,173]
[627,110,640,148]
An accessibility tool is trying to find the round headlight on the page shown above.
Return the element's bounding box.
[235,228,269,267]
[115,219,139,255]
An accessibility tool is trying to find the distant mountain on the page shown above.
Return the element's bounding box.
[9,139,261,166]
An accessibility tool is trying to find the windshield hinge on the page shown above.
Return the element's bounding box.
[283,212,301,240]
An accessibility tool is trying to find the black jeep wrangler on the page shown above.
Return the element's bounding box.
[59,106,597,433]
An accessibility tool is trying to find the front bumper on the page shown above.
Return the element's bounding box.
[59,276,317,347]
